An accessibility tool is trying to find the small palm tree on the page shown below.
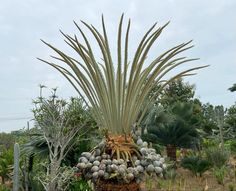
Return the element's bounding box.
[180,156,211,177]
[143,102,200,161]
[39,15,206,182]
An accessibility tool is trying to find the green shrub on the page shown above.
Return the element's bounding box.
[225,140,236,153]
[202,138,218,148]
[0,148,13,184]
[213,165,228,185]
[228,184,235,191]
[180,156,211,177]
[205,147,230,168]
[0,184,10,191]
[68,177,93,191]
[151,143,164,154]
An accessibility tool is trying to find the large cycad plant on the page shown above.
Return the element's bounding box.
[142,102,200,161]
[39,15,206,159]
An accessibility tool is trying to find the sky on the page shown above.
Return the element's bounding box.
[0,0,235,132]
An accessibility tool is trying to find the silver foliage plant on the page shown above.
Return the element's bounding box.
[39,14,207,136]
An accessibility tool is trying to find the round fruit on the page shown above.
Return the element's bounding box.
[146,164,155,172]
[142,142,148,148]
[95,149,101,156]
[118,159,124,165]
[98,170,105,176]
[95,156,102,161]
[111,164,118,171]
[136,165,144,173]
[99,163,106,170]
[140,148,147,155]
[86,162,93,168]
[137,139,143,146]
[135,160,140,166]
[153,161,161,167]
[89,156,95,163]
[118,167,126,175]
[104,172,109,179]
[93,160,100,166]
[77,162,86,169]
[112,159,118,165]
[81,152,91,159]
[92,172,99,179]
[160,157,165,163]
[155,167,163,174]
[127,173,134,181]
[91,166,99,172]
[79,157,88,163]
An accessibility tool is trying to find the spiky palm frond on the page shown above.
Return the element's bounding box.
[39,15,207,135]
[181,156,211,177]
[143,102,200,148]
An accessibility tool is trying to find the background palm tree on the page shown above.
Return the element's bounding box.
[142,102,200,161]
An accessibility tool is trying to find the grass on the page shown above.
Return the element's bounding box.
[140,156,236,191]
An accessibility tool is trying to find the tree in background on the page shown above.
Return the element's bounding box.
[229,83,236,92]
[160,78,195,106]
[201,103,218,135]
[20,86,97,191]
[147,78,195,106]
[201,104,235,146]
[32,89,91,191]
[142,79,201,160]
[0,133,15,150]
[142,102,200,161]
[225,103,236,135]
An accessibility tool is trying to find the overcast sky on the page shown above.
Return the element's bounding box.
[0,0,235,132]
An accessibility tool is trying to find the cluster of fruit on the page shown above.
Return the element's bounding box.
[76,137,166,183]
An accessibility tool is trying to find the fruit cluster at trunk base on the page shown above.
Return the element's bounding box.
[76,135,166,188]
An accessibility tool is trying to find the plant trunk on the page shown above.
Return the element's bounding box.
[94,179,140,191]
[28,154,34,172]
[2,176,5,184]
[166,144,177,161]
[47,161,60,191]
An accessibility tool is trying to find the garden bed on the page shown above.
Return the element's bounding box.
[141,163,236,191]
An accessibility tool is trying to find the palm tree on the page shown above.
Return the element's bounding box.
[142,102,200,161]
[39,15,206,184]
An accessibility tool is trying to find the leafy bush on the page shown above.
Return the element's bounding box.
[68,178,93,191]
[180,156,211,177]
[225,140,236,153]
[228,184,235,191]
[0,184,10,191]
[201,138,218,148]
[213,166,228,185]
[205,147,230,168]
[151,143,164,155]
[0,148,13,184]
